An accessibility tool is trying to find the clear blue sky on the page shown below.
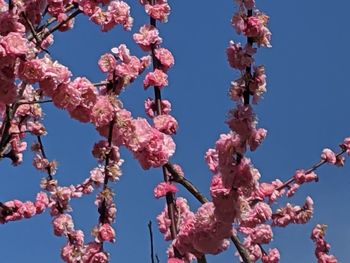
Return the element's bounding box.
[1,1,350,262]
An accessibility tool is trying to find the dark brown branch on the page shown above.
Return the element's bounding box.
[37,135,53,180]
[103,120,114,187]
[148,221,155,263]
[231,235,251,263]
[243,9,254,106]
[34,9,82,42]
[36,4,76,33]
[92,81,109,87]
[17,99,52,105]
[164,163,209,204]
[22,12,50,54]
[197,256,207,263]
[148,1,178,246]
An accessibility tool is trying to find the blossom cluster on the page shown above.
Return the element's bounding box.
[311,224,338,263]
[0,192,49,224]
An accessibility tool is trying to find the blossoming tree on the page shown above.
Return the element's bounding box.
[0,0,349,262]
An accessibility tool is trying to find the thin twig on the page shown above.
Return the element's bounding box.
[148,0,179,249]
[92,81,109,87]
[164,163,208,204]
[148,221,155,263]
[276,148,347,191]
[17,99,53,105]
[35,4,76,33]
[231,235,252,263]
[22,12,50,54]
[37,135,53,180]
[33,9,82,42]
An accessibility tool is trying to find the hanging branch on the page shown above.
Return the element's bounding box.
[148,0,179,248]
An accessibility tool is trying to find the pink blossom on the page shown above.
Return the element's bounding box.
[144,97,172,117]
[231,12,246,34]
[52,83,81,111]
[261,248,280,263]
[154,48,174,71]
[78,0,98,16]
[27,121,47,136]
[133,24,162,51]
[89,167,105,186]
[132,118,176,169]
[241,201,272,228]
[90,96,115,127]
[226,105,256,137]
[0,32,28,56]
[154,182,178,199]
[52,214,74,236]
[98,53,116,73]
[226,41,255,70]
[250,65,267,104]
[18,201,37,218]
[286,183,300,197]
[144,69,168,89]
[97,223,116,242]
[293,170,317,184]
[229,77,245,103]
[57,13,75,32]
[311,224,338,263]
[341,137,350,155]
[248,224,273,244]
[321,148,336,164]
[205,148,218,174]
[89,252,109,263]
[18,59,45,83]
[33,154,49,171]
[153,114,178,134]
[68,77,97,121]
[254,180,285,203]
[144,1,171,22]
[244,16,263,38]
[272,197,314,227]
[108,0,133,30]
[248,128,267,151]
[34,192,49,214]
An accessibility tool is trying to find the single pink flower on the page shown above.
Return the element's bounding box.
[98,223,116,242]
[144,68,168,89]
[90,96,115,127]
[0,32,28,56]
[133,24,162,51]
[145,1,171,22]
[154,48,174,71]
[153,114,178,135]
[321,148,336,164]
[154,182,178,199]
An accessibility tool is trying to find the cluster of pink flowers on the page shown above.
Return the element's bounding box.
[98,44,151,92]
[139,0,171,23]
[0,192,49,224]
[231,9,271,48]
[78,0,133,32]
[311,224,338,263]
[157,198,231,262]
[272,197,314,227]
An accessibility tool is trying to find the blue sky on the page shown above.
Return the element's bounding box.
[1,1,350,262]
